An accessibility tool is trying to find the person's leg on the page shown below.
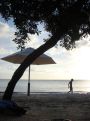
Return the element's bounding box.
[72,88,73,93]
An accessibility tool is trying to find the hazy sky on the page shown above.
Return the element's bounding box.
[0,17,90,80]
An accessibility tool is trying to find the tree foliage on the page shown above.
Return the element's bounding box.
[0,0,90,100]
[0,0,90,50]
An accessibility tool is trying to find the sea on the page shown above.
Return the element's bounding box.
[0,79,90,94]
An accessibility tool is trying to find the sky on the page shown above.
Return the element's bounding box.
[0,17,90,80]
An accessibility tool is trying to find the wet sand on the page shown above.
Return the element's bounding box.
[0,92,90,121]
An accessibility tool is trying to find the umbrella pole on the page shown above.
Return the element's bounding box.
[27,65,30,96]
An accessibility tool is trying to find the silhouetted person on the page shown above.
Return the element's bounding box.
[68,79,74,93]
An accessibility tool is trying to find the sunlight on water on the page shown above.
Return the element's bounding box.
[0,79,90,93]
[72,80,90,92]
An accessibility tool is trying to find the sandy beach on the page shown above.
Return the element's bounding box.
[0,92,90,121]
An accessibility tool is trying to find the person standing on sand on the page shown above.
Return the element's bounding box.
[68,79,74,93]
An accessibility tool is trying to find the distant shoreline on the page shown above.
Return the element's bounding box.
[0,91,90,95]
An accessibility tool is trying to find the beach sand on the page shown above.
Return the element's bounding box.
[0,92,90,121]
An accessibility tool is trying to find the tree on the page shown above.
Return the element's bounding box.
[0,0,90,100]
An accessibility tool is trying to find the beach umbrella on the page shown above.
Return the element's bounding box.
[1,47,56,96]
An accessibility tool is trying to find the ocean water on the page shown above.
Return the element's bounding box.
[0,79,90,93]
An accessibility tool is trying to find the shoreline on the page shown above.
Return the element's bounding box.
[0,90,90,94]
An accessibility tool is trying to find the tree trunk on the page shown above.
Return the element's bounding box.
[3,35,60,100]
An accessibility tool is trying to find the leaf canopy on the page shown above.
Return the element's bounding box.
[0,0,90,49]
